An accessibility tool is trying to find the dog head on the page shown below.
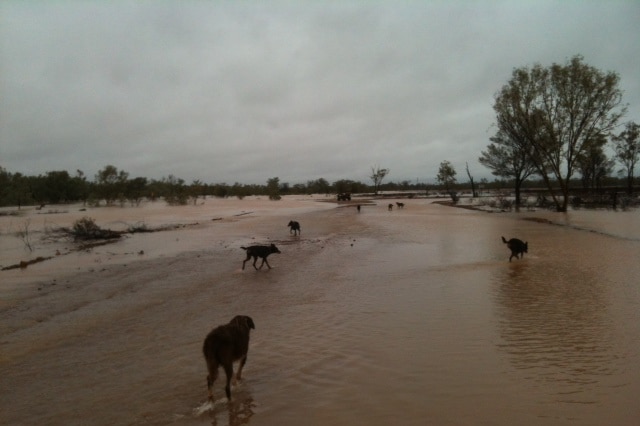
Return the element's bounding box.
[270,243,281,254]
[231,315,255,330]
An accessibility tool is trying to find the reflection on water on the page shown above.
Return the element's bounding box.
[493,259,616,402]
[2,202,639,425]
[206,397,255,426]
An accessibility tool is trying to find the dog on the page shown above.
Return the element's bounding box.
[287,220,301,236]
[241,244,281,270]
[388,203,393,211]
[501,236,528,262]
[396,202,405,209]
[357,204,361,213]
[203,315,255,401]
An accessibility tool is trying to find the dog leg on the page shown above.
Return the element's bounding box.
[236,355,247,381]
[206,364,218,401]
[223,363,234,400]
[242,253,252,270]
[252,257,259,270]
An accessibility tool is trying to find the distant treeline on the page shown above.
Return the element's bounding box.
[0,164,636,208]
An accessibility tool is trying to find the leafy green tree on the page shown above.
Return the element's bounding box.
[479,130,538,207]
[42,170,72,204]
[11,172,31,208]
[306,178,331,195]
[126,177,148,206]
[436,160,458,201]
[230,182,246,199]
[612,121,640,195]
[333,179,364,195]
[1,168,11,206]
[95,165,129,206]
[163,175,188,205]
[576,134,614,191]
[267,177,281,200]
[493,55,626,211]
[70,170,90,205]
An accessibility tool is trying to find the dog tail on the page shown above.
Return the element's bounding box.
[501,236,508,244]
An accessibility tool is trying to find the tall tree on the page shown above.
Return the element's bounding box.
[493,55,626,211]
[267,177,281,200]
[370,165,389,195]
[436,160,457,201]
[576,134,614,191]
[612,121,640,195]
[479,130,537,208]
[95,165,129,205]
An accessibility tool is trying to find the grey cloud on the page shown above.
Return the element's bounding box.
[1,1,639,185]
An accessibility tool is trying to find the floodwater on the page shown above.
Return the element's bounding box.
[1,199,639,425]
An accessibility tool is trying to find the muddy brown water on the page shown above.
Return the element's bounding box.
[1,200,639,425]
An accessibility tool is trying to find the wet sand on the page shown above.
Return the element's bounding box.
[1,196,639,425]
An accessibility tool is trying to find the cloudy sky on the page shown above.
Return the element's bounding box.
[1,1,639,186]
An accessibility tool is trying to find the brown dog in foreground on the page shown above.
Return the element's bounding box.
[203,315,256,401]
[502,236,528,262]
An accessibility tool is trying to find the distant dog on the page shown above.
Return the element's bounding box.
[388,203,393,211]
[241,244,281,270]
[357,204,361,213]
[396,202,405,209]
[501,236,528,262]
[203,315,255,401]
[287,220,301,236]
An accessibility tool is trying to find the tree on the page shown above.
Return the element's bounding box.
[126,177,148,206]
[306,178,331,195]
[370,165,389,195]
[267,177,281,200]
[479,130,538,208]
[41,170,72,204]
[190,179,203,204]
[576,134,614,191]
[493,55,626,211]
[465,162,478,198]
[95,165,129,206]
[612,121,640,195]
[436,160,458,201]
[163,174,188,205]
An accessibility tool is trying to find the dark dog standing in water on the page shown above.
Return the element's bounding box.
[203,315,255,401]
[241,244,281,270]
[502,236,528,262]
[287,220,301,236]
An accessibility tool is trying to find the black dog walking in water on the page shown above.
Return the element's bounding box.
[502,236,528,262]
[241,244,281,270]
[287,220,301,236]
[203,315,255,401]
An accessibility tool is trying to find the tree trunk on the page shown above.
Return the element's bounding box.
[514,182,522,209]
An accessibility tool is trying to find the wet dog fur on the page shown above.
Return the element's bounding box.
[502,236,528,262]
[203,315,255,401]
[287,220,301,236]
[241,244,281,270]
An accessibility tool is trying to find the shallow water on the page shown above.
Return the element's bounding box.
[1,200,639,425]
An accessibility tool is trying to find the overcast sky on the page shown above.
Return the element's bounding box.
[1,1,639,186]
